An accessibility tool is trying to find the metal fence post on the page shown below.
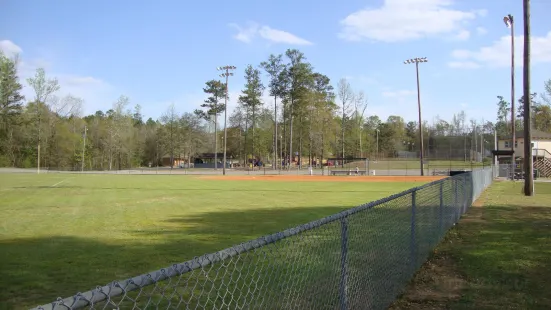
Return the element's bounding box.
[439,181,444,233]
[463,174,468,214]
[454,178,459,224]
[339,217,349,310]
[410,190,417,272]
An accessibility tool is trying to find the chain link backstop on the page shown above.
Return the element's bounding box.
[33,168,494,310]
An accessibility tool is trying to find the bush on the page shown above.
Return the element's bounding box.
[21,157,33,168]
[0,155,11,167]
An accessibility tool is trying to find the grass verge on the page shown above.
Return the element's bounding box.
[389,181,551,309]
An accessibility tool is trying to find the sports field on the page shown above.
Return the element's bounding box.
[0,173,442,309]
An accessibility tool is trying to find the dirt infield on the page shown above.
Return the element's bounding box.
[198,175,446,183]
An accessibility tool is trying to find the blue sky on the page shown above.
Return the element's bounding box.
[1,0,551,125]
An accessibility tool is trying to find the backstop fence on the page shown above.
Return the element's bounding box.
[33,168,495,310]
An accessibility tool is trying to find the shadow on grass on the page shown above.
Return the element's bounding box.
[1,206,347,309]
[1,186,463,310]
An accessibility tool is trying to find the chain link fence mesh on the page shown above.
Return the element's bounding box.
[33,168,494,310]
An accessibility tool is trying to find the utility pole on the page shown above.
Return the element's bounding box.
[404,57,428,176]
[81,125,87,172]
[522,0,534,195]
[504,14,516,180]
[494,128,498,166]
[217,65,236,176]
[274,100,278,170]
[376,129,379,161]
[480,133,484,162]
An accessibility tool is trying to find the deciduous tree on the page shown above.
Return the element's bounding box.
[26,68,60,172]
[195,79,225,168]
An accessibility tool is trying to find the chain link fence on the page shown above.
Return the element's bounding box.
[2,160,490,177]
[33,168,494,310]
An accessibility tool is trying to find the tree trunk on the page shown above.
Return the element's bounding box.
[8,128,15,167]
[342,103,345,168]
[214,114,218,170]
[309,112,312,167]
[252,106,256,162]
[289,100,294,167]
[321,116,326,174]
[244,107,249,168]
[359,125,363,158]
[299,115,303,169]
[283,104,287,168]
[109,142,113,170]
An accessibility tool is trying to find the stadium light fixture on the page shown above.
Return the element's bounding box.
[217,65,237,176]
[503,14,516,180]
[404,57,428,176]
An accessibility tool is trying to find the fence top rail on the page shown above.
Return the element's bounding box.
[32,172,478,310]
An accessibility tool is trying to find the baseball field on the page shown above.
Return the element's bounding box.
[0,173,444,308]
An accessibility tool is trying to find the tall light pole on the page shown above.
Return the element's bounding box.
[522,0,534,195]
[404,57,428,176]
[274,100,278,171]
[217,65,236,176]
[81,125,87,172]
[504,14,516,179]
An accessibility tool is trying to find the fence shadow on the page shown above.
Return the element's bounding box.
[0,205,345,309]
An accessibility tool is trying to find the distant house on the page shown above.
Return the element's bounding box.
[160,155,187,167]
[159,152,238,168]
[496,129,551,177]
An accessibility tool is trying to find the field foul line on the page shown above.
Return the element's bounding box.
[51,178,72,187]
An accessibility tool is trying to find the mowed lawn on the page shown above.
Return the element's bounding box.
[0,173,425,309]
[390,181,551,309]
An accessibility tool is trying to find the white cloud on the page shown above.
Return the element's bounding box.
[448,31,551,69]
[476,27,487,35]
[454,30,470,41]
[0,40,118,115]
[338,0,485,42]
[228,23,259,43]
[229,22,312,45]
[0,40,22,57]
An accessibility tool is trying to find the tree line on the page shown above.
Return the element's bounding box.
[495,80,551,138]
[1,49,551,170]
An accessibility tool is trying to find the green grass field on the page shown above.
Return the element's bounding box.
[0,173,428,309]
[391,181,551,309]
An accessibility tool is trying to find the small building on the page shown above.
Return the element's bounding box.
[192,153,233,169]
[160,155,187,167]
[495,130,551,177]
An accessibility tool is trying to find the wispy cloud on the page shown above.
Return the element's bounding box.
[0,40,119,115]
[0,40,23,57]
[229,22,313,45]
[338,0,485,43]
[448,31,551,68]
[454,30,471,41]
[476,27,487,35]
